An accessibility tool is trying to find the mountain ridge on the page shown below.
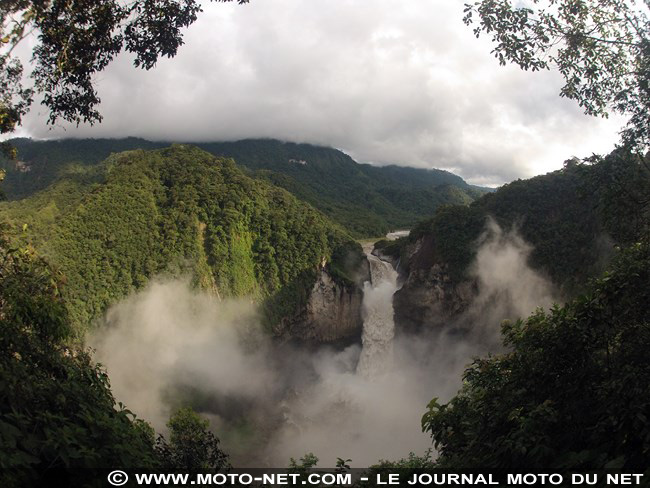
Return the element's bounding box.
[0,144,367,338]
[1,137,490,236]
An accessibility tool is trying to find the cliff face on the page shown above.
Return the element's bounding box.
[370,247,399,268]
[283,269,366,345]
[393,235,476,334]
[0,145,365,334]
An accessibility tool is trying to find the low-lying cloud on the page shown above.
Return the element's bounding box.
[16,0,623,185]
[90,223,558,467]
[464,218,558,334]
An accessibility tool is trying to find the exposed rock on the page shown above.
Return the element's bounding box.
[393,235,476,334]
[283,268,366,345]
[370,247,399,269]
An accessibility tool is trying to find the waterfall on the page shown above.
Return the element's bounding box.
[356,251,399,377]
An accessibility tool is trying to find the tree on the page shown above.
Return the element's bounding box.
[155,407,230,470]
[0,0,249,136]
[0,226,160,484]
[463,0,650,149]
[421,240,650,470]
[577,149,650,242]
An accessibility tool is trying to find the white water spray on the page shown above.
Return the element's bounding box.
[90,225,556,466]
[356,243,400,377]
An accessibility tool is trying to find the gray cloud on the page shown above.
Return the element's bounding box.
[17,0,624,185]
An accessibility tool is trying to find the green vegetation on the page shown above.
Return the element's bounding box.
[422,240,650,470]
[0,137,489,237]
[399,149,650,290]
[0,137,163,199]
[2,0,647,477]
[180,139,487,237]
[0,228,157,484]
[0,232,231,481]
[156,407,230,470]
[0,144,363,335]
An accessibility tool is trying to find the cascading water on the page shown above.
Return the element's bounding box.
[356,247,400,377]
[253,233,409,465]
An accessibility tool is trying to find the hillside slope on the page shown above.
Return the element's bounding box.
[201,139,487,237]
[389,149,650,332]
[0,145,365,337]
[1,137,488,236]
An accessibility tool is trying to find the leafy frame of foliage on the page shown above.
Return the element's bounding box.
[0,0,249,135]
[463,0,650,149]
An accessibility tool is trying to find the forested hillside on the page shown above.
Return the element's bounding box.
[372,147,650,471]
[199,139,487,236]
[387,149,650,293]
[404,150,650,471]
[0,138,488,237]
[0,138,165,199]
[0,144,363,335]
[0,228,232,484]
[422,239,650,471]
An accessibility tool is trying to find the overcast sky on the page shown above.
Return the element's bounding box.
[16,0,625,186]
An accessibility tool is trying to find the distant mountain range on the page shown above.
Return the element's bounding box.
[1,137,491,236]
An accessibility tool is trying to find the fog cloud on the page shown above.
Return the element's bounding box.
[16,0,624,185]
[91,279,434,467]
[90,226,558,467]
[465,218,558,332]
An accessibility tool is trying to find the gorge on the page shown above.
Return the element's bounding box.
[88,223,557,467]
[2,139,647,478]
[90,233,435,467]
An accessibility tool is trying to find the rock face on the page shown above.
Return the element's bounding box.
[393,235,476,334]
[284,268,367,345]
[370,247,399,269]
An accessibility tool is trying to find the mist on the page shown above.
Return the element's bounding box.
[91,279,433,466]
[461,218,558,337]
[90,222,557,467]
[91,282,274,429]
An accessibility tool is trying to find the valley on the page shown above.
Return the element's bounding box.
[1,138,648,480]
[0,0,650,482]
[1,0,649,483]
